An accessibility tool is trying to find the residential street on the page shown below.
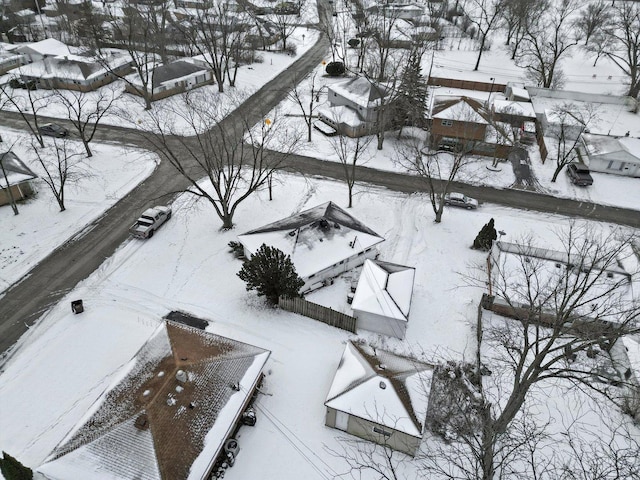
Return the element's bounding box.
[1,31,640,360]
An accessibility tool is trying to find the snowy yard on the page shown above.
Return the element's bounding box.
[0,127,157,293]
[1,173,637,479]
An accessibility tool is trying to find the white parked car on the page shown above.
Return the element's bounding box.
[129,206,172,239]
[443,192,479,209]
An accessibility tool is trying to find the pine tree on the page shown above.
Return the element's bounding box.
[0,452,33,480]
[238,244,304,305]
[473,218,497,251]
[394,48,429,131]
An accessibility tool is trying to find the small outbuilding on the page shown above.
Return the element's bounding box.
[325,342,432,456]
[351,259,415,339]
[0,151,37,206]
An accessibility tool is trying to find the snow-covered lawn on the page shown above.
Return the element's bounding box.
[1,173,636,479]
[0,128,157,293]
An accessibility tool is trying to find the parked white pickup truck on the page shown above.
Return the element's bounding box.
[129,206,172,239]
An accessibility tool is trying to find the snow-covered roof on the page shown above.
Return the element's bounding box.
[351,259,415,321]
[492,100,536,118]
[38,321,270,480]
[18,52,130,82]
[329,76,389,109]
[582,134,640,165]
[318,105,364,127]
[238,202,385,279]
[14,38,70,57]
[325,342,432,438]
[530,92,640,138]
[432,96,488,124]
[0,151,38,187]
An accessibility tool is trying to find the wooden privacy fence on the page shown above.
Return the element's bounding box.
[279,296,357,333]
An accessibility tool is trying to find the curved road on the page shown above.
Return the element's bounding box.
[1,35,640,360]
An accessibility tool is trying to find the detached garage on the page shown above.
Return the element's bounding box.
[351,259,415,339]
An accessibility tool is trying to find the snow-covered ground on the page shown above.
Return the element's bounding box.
[0,128,157,293]
[0,173,637,479]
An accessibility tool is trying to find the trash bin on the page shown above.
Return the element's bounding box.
[71,300,84,314]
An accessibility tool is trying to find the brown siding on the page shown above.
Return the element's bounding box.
[428,76,506,93]
[431,119,486,141]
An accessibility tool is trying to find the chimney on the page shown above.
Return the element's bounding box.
[134,414,149,430]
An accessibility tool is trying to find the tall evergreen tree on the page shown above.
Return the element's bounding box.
[0,452,33,480]
[394,48,428,134]
[238,244,304,305]
[473,218,497,250]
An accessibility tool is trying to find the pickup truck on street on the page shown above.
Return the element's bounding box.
[129,206,172,239]
[566,163,594,186]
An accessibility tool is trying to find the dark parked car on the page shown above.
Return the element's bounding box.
[38,123,69,138]
[566,163,593,186]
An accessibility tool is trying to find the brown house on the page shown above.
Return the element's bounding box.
[430,96,513,158]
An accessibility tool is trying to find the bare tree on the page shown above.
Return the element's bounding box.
[471,224,640,479]
[500,0,548,60]
[0,81,52,147]
[54,86,120,157]
[173,0,249,93]
[546,102,598,182]
[573,0,612,46]
[269,7,301,52]
[606,2,640,99]
[516,0,579,89]
[133,90,302,229]
[31,138,86,211]
[364,5,403,82]
[395,130,476,223]
[585,27,616,67]
[328,127,373,208]
[463,0,505,71]
[97,0,164,110]
[288,72,320,142]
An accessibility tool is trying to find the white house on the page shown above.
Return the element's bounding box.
[8,38,70,63]
[324,341,432,456]
[125,59,214,101]
[17,51,132,92]
[351,259,415,339]
[580,134,640,178]
[238,202,385,293]
[317,76,392,137]
[38,320,270,480]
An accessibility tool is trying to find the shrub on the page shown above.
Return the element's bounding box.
[325,61,345,76]
[0,452,33,480]
[472,218,497,251]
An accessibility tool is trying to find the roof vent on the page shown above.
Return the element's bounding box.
[231,382,240,391]
[134,414,149,430]
[176,370,187,383]
[379,381,386,390]
[376,364,386,371]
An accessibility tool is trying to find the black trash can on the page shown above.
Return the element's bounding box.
[71,300,84,314]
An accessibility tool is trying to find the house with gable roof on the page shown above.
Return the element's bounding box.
[238,202,385,293]
[0,151,38,207]
[351,259,416,339]
[38,320,270,480]
[579,134,640,178]
[8,38,70,63]
[317,76,394,137]
[17,51,132,92]
[324,341,433,456]
[430,95,517,158]
[124,59,214,101]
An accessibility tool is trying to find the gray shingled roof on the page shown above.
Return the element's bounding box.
[153,61,207,88]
